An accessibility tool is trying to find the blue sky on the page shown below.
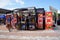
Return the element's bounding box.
[0,0,60,11]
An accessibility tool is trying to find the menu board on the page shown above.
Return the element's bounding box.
[45,12,53,30]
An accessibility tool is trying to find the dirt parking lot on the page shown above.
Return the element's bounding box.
[0,25,60,40]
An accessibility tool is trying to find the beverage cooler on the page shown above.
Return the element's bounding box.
[36,8,45,30]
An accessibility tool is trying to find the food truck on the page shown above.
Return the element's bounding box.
[45,12,53,30]
[15,7,36,30]
[36,8,45,30]
[27,7,36,30]
[18,8,28,30]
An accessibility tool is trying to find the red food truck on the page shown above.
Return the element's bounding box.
[45,12,53,30]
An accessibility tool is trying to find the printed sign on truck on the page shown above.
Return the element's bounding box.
[45,12,53,30]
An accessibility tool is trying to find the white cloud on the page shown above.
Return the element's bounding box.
[15,0,24,5]
[6,8,16,10]
[0,0,10,8]
[58,10,60,13]
[0,0,25,9]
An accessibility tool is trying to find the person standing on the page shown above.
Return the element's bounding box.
[6,15,12,32]
[11,14,17,30]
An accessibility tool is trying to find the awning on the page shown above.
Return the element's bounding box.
[0,8,13,14]
[0,15,6,19]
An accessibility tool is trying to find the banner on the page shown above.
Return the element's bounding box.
[45,12,53,30]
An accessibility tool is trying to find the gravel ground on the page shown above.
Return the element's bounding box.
[0,25,60,40]
[0,30,60,40]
